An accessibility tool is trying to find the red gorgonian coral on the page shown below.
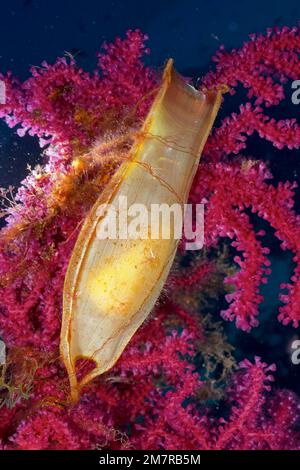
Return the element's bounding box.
[0,27,299,450]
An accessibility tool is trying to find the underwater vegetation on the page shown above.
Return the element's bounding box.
[0,27,299,449]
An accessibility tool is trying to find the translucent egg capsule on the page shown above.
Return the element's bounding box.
[60,59,223,401]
